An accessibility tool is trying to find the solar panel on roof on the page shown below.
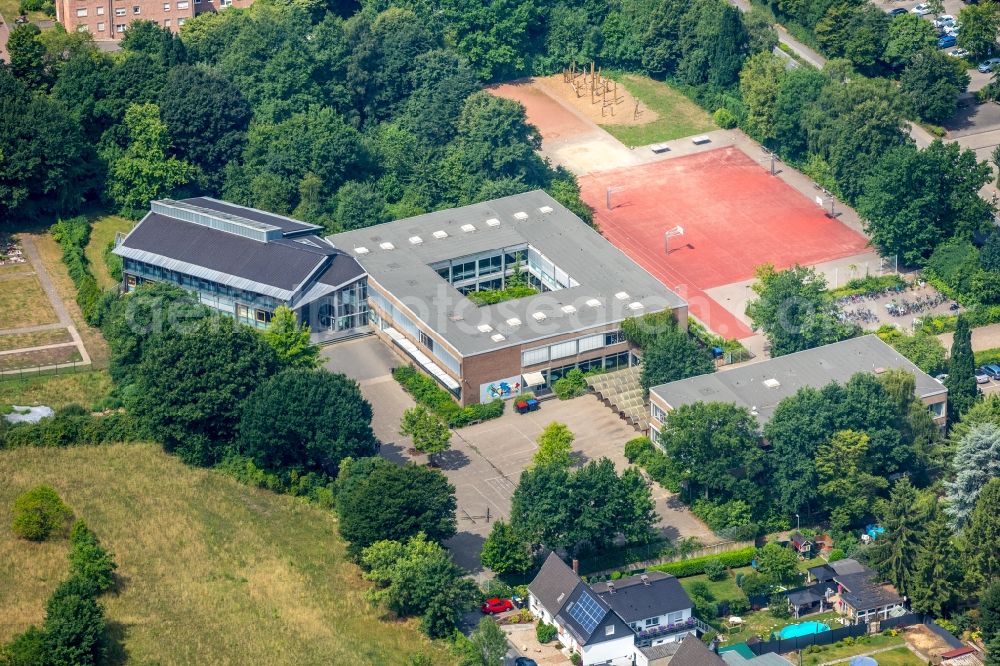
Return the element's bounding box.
[568,591,603,635]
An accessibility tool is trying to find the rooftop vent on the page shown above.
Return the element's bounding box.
[640,574,650,586]
[763,378,781,389]
[539,206,553,214]
[506,317,522,327]
[379,241,395,251]
[477,324,493,333]
[561,305,577,314]
[513,211,529,220]
[615,291,629,300]
[491,333,506,342]
[432,230,448,239]
[486,218,501,227]
[751,406,759,416]
[532,312,547,322]
[627,301,644,310]
[460,224,476,233]
[408,236,423,245]
[607,581,616,595]
[586,298,602,308]
[354,247,370,255]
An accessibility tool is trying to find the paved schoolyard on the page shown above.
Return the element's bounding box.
[322,337,717,573]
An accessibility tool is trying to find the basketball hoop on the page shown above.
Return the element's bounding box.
[606,186,625,210]
[664,225,684,253]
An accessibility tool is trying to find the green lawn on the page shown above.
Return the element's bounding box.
[85,214,133,289]
[721,609,842,646]
[0,444,456,665]
[680,570,747,603]
[599,74,716,147]
[0,275,60,328]
[0,369,112,410]
[799,634,906,666]
[830,646,924,666]
[0,0,47,23]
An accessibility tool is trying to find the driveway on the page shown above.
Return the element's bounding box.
[322,337,717,574]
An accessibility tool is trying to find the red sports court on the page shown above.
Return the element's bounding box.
[579,147,870,339]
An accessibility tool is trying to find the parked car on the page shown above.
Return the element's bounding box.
[987,364,1000,379]
[515,659,539,666]
[949,48,970,58]
[912,3,932,15]
[975,368,991,384]
[979,58,1000,72]
[938,34,957,48]
[945,24,961,36]
[934,14,956,27]
[889,7,908,16]
[480,598,514,614]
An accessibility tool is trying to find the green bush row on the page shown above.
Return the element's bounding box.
[1,407,142,449]
[974,347,1000,368]
[917,304,1000,335]
[392,365,504,428]
[646,546,756,578]
[50,217,108,327]
[828,274,905,299]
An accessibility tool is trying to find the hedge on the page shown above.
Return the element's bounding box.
[1,409,143,449]
[646,546,756,578]
[50,217,110,327]
[392,365,504,427]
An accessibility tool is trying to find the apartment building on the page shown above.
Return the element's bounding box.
[55,0,251,39]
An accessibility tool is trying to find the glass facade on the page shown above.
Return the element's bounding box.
[312,280,368,333]
[429,244,578,297]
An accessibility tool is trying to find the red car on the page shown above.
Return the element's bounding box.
[480,598,514,614]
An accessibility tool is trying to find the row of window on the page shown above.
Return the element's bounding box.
[533,352,635,396]
[77,17,185,30]
[123,259,280,310]
[627,611,685,633]
[124,275,274,329]
[369,288,461,376]
[77,0,187,15]
[521,330,626,367]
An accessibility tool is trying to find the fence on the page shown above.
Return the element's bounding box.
[924,618,964,649]
[581,539,754,577]
[748,623,867,656]
[0,359,90,382]
[879,612,923,632]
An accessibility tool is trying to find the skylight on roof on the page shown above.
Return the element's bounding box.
[380,242,395,250]
[628,301,644,310]
[354,247,370,255]
[586,298,601,308]
[513,212,529,220]
[408,236,423,245]
[561,305,577,314]
[491,333,506,342]
[460,224,476,233]
[506,317,521,326]
[539,206,553,214]
[477,324,493,333]
[532,312,547,321]
[615,291,629,300]
[433,230,448,239]
[763,378,781,388]
[486,218,500,227]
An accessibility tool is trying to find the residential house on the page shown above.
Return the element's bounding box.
[804,559,904,623]
[528,554,708,665]
[789,533,814,559]
[635,634,726,666]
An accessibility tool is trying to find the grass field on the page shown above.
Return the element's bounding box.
[0,0,47,23]
[85,215,133,289]
[721,610,842,645]
[0,369,112,410]
[0,346,81,371]
[0,329,72,352]
[0,444,456,665]
[599,75,716,146]
[679,570,747,603]
[830,646,924,666]
[799,634,906,666]
[0,275,59,328]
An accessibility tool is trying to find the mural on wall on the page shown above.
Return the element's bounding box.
[480,375,523,403]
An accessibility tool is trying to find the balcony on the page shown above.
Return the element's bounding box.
[634,617,714,647]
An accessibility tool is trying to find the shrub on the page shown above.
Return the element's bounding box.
[552,369,588,400]
[729,596,750,614]
[68,521,117,594]
[713,108,737,129]
[536,622,557,643]
[43,579,107,666]
[704,558,727,581]
[50,217,112,327]
[2,410,143,449]
[12,486,72,541]
[827,548,845,563]
[481,579,514,601]
[769,593,790,619]
[3,625,46,665]
[610,571,622,580]
[392,366,504,427]
[648,547,756,578]
[688,581,712,599]
[624,436,654,463]
[570,652,582,665]
[701,631,718,645]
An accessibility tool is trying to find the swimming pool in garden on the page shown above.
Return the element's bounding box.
[779,621,831,639]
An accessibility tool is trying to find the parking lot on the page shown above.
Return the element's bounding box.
[323,337,717,574]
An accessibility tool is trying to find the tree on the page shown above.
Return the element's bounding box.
[746,264,853,357]
[755,542,799,585]
[120,19,186,65]
[982,231,1000,272]
[11,486,72,541]
[400,407,451,459]
[332,180,389,231]
[42,581,107,666]
[2,625,45,666]
[884,13,938,67]
[910,501,961,617]
[945,423,1000,530]
[739,52,786,141]
[868,478,923,597]
[480,520,532,574]
[958,1,1000,60]
[858,142,992,265]
[773,67,828,159]
[639,327,715,392]
[900,50,970,124]
[883,330,948,376]
[7,24,46,89]
[657,402,763,504]
[361,533,478,638]
[532,422,574,469]
[127,317,279,466]
[469,617,509,666]
[68,521,117,595]
[336,457,457,555]
[237,369,378,476]
[949,394,1000,443]
[981,580,1000,642]
[107,102,194,217]
[262,305,320,369]
[964,478,1000,586]
[815,430,888,530]
[947,316,979,421]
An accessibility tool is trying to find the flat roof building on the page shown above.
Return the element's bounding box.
[327,190,687,405]
[648,335,947,439]
[56,0,251,40]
